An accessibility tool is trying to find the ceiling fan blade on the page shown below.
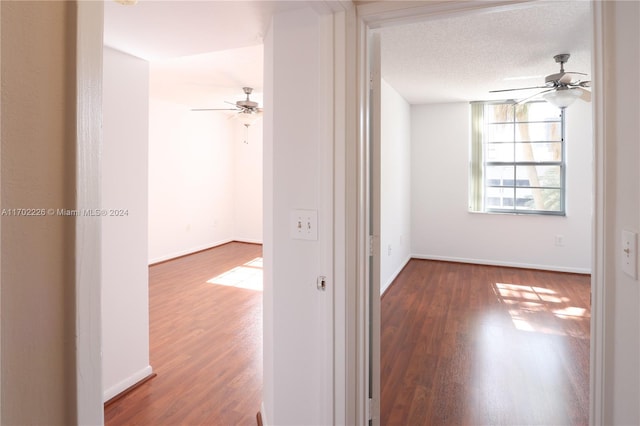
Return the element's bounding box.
[546,71,588,85]
[576,87,591,102]
[564,71,588,76]
[559,74,573,84]
[515,88,555,105]
[191,108,239,111]
[545,72,565,84]
[489,85,548,93]
[567,81,591,89]
[239,106,263,114]
[191,88,263,114]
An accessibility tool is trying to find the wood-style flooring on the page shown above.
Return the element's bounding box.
[105,242,263,426]
[105,245,590,425]
[381,259,590,426]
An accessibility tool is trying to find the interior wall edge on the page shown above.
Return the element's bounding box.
[380,255,411,295]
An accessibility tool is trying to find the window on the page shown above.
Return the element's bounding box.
[469,101,565,215]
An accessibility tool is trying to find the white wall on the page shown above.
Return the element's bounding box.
[602,1,640,423]
[148,99,263,263]
[410,101,592,273]
[380,79,412,293]
[102,47,152,402]
[263,6,334,425]
[147,101,235,262]
[233,121,263,243]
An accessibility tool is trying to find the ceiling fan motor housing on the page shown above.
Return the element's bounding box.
[238,87,258,110]
[237,100,259,109]
[545,53,573,86]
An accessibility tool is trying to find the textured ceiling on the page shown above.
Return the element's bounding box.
[378,1,592,104]
[104,1,287,108]
[105,1,593,107]
[104,0,305,60]
[148,45,264,109]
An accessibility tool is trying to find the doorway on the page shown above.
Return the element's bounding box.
[100,0,265,416]
[358,1,602,425]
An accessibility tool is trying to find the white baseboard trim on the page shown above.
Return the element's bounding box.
[411,253,591,275]
[148,238,264,265]
[234,238,263,245]
[148,239,233,265]
[381,255,412,296]
[103,365,153,402]
[261,402,269,426]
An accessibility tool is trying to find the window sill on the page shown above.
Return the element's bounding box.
[468,209,566,217]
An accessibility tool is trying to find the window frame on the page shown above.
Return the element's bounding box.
[472,100,566,216]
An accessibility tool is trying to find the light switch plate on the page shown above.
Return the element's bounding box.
[291,209,318,241]
[622,230,637,279]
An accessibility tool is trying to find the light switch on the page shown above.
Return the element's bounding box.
[290,209,318,241]
[622,230,637,279]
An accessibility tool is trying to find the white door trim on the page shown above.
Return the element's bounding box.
[588,2,606,424]
[75,1,105,424]
[353,1,604,425]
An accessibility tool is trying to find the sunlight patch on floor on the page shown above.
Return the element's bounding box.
[207,257,263,291]
[553,306,588,319]
[494,282,589,338]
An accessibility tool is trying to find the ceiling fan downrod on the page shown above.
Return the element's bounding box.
[554,53,570,73]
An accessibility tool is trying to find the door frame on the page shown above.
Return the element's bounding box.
[354,1,605,425]
[75,1,105,424]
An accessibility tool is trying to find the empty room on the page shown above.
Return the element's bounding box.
[100,2,267,424]
[375,1,593,424]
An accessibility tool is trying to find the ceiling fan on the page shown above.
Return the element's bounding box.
[192,86,263,126]
[490,54,591,108]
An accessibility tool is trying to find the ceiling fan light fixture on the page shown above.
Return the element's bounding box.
[237,111,261,127]
[542,87,581,109]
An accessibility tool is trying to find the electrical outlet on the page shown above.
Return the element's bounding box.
[290,209,318,241]
[555,235,564,247]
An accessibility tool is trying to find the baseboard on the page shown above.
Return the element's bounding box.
[103,365,154,403]
[411,254,591,275]
[381,255,412,296]
[234,238,263,245]
[149,239,264,265]
[148,239,234,265]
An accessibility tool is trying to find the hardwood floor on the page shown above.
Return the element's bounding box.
[381,260,591,426]
[105,242,263,426]
[105,247,589,425]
